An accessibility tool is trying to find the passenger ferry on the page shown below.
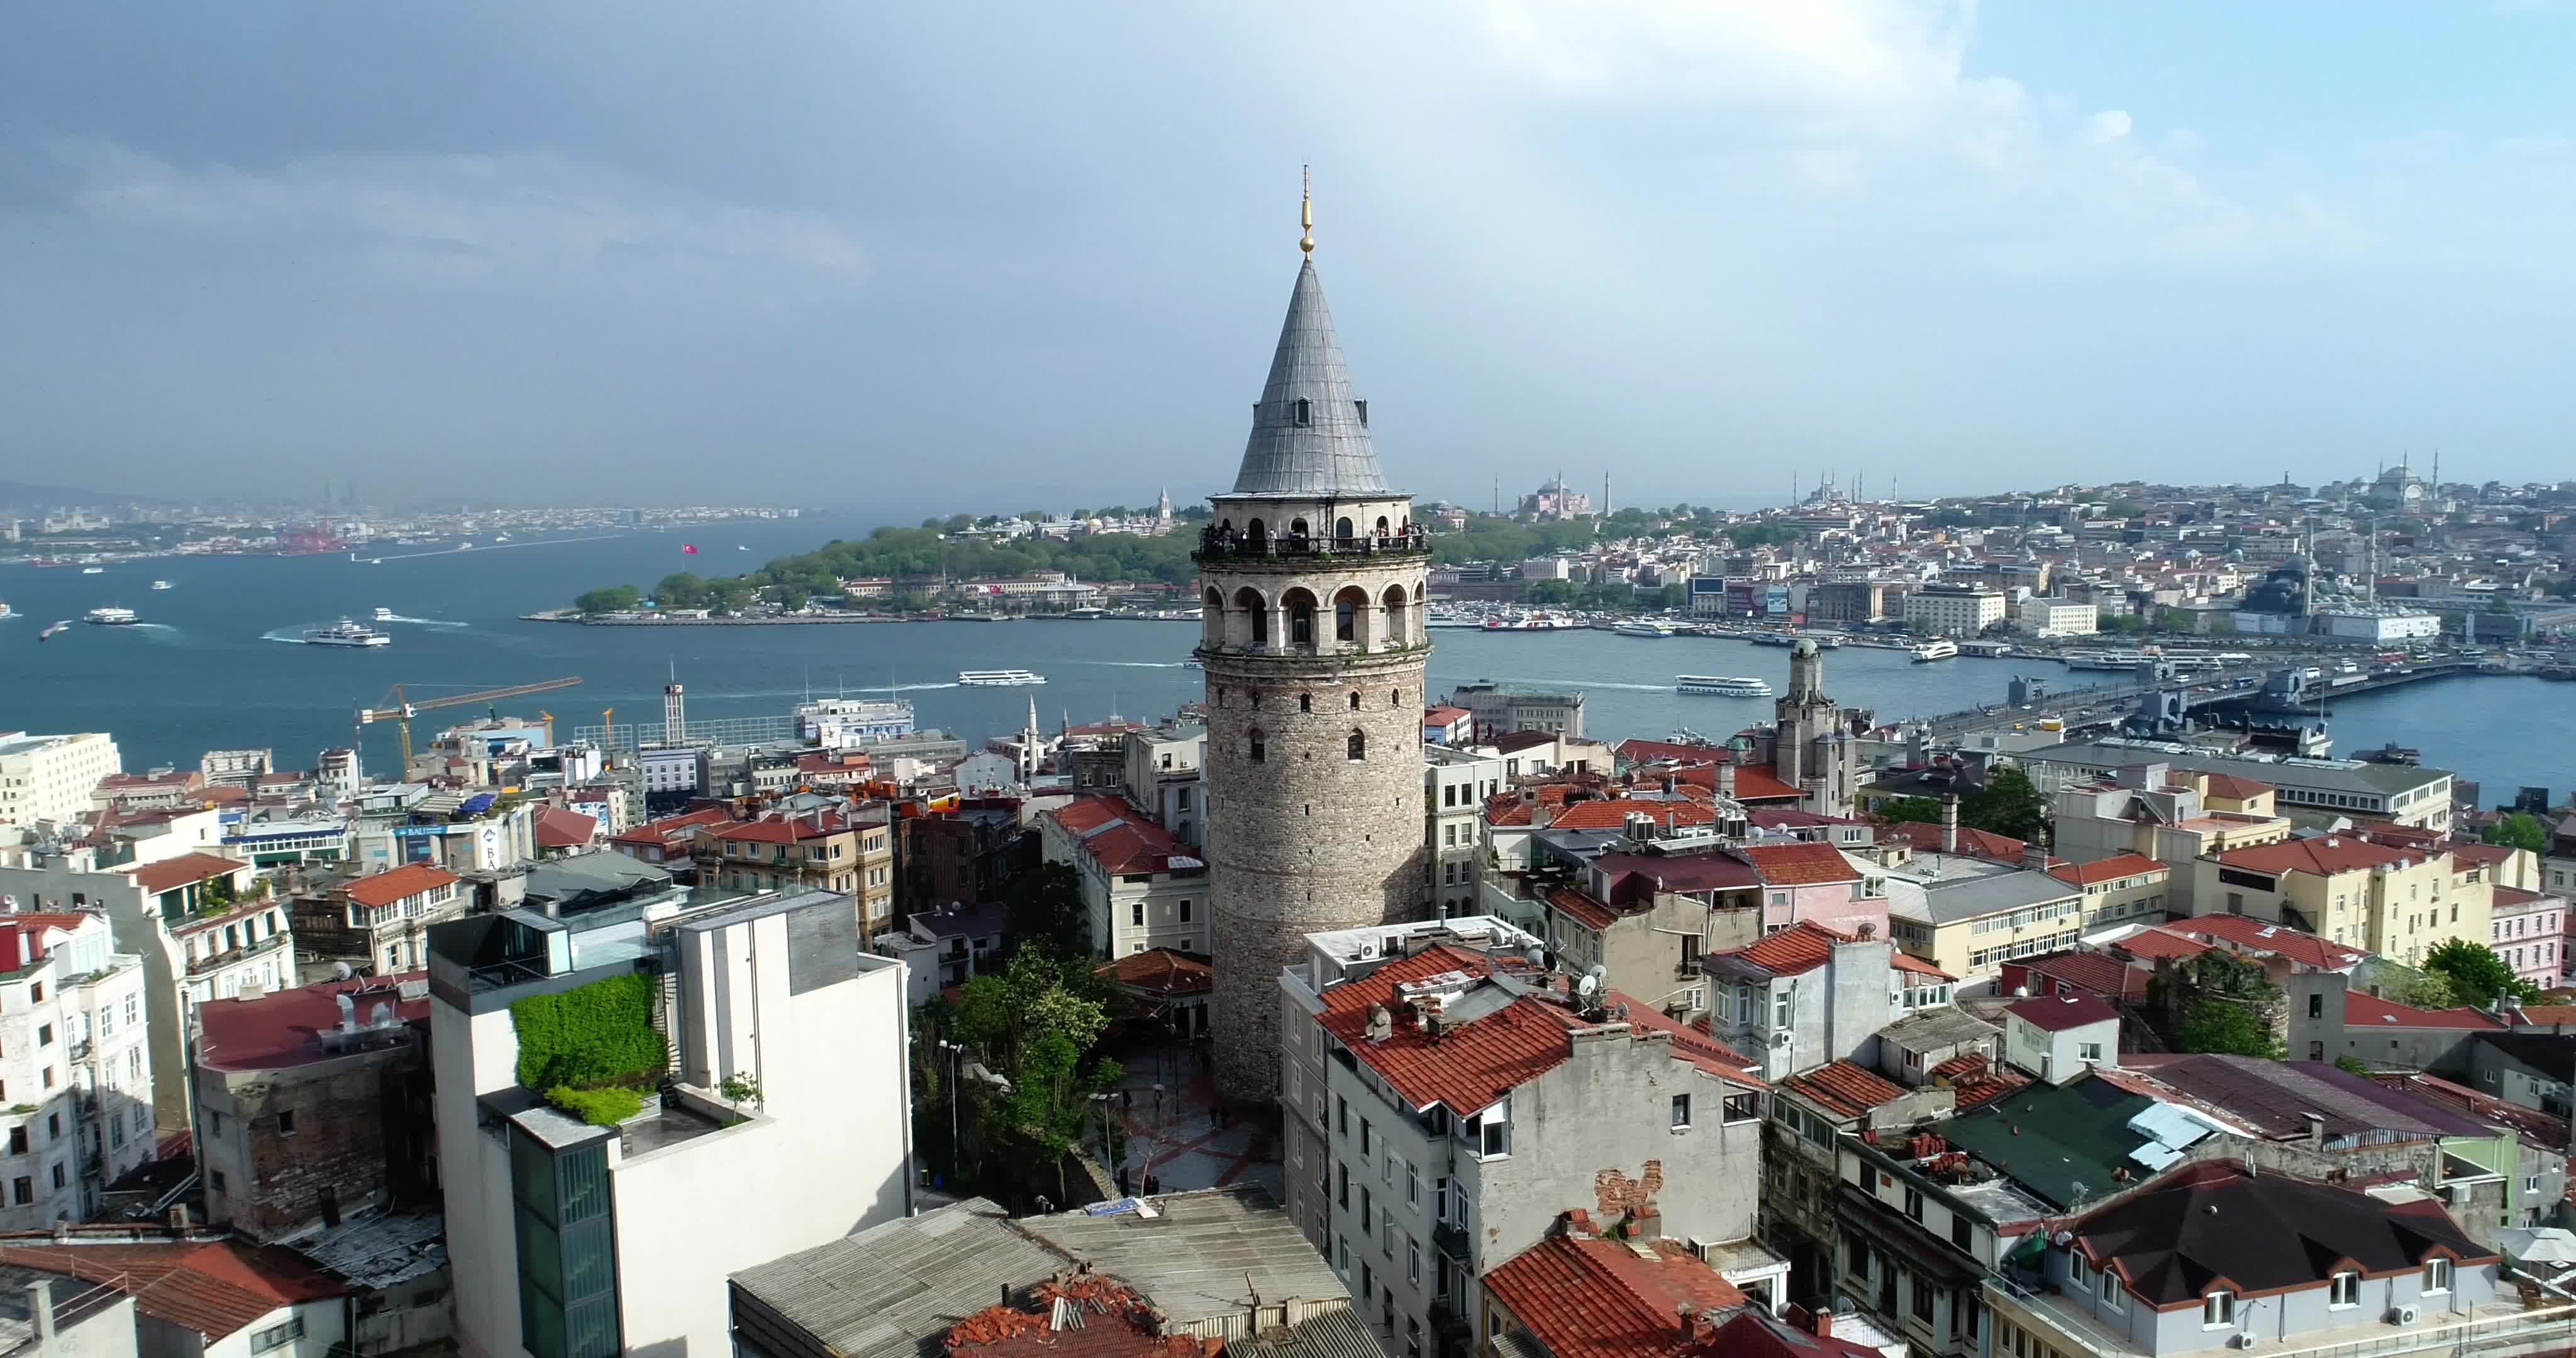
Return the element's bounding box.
[958,668,1047,687]
[84,606,138,626]
[150,580,174,590]
[373,607,396,621]
[1749,632,1797,648]
[2060,649,2150,671]
[1611,621,1679,638]
[1910,640,1959,663]
[305,620,392,648]
[1675,675,1774,697]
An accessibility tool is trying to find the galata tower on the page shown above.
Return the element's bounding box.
[1197,184,1429,1101]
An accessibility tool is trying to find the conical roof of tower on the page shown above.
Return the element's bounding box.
[1229,260,1397,497]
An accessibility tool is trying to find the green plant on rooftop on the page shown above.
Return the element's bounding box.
[2158,949,2285,1059]
[545,1086,643,1127]
[2334,1056,2372,1077]
[510,973,667,1095]
[2483,812,2549,855]
[2422,937,2540,1008]
[2393,971,2456,1010]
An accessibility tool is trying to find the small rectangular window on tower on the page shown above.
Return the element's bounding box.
[1355,399,1368,426]
[1295,397,1312,427]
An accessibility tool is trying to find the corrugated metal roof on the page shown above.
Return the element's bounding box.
[1228,261,1397,498]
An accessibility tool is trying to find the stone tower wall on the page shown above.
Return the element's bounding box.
[1200,549,1428,1101]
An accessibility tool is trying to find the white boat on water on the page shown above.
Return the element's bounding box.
[80,566,103,575]
[306,619,392,648]
[0,600,11,620]
[1676,674,1773,697]
[958,668,1046,687]
[150,580,173,590]
[1613,621,1679,638]
[84,606,138,626]
[372,607,396,621]
[1911,640,1960,663]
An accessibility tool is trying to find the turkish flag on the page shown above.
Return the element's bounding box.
[682,543,699,555]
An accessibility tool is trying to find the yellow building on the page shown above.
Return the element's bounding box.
[1885,851,2088,986]
[2194,835,2491,966]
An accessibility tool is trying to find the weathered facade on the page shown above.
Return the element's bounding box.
[1202,203,1433,1101]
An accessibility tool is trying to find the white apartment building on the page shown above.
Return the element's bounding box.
[0,732,121,828]
[1040,794,1209,956]
[1904,584,2007,637]
[0,910,155,1227]
[1426,747,1505,919]
[1278,919,1779,1358]
[431,885,913,1358]
[2012,597,2098,638]
[1122,724,1207,847]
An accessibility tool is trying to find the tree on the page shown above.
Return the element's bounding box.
[952,947,1124,1199]
[574,585,639,616]
[2333,1055,2372,1076]
[2394,973,2457,1009]
[655,573,711,610]
[2098,613,2148,636]
[1873,796,1946,827]
[1962,765,2050,847]
[2422,938,2540,1007]
[1002,863,1091,958]
[2156,607,2195,634]
[2485,812,2550,855]
[1521,578,1580,606]
[2160,951,2285,1058]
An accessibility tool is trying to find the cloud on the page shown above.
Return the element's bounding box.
[2084,110,2133,144]
[44,140,865,287]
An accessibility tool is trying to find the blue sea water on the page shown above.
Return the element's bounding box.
[1,515,2566,804]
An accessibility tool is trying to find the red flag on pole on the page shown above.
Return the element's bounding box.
[682,543,699,555]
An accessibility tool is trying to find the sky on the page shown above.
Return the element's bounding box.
[3,3,2573,514]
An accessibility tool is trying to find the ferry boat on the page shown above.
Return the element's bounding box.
[39,619,69,642]
[1910,640,1959,663]
[80,566,103,575]
[150,580,174,590]
[1675,675,1774,697]
[372,607,396,621]
[305,620,392,648]
[2060,648,2150,671]
[1426,609,1484,629]
[84,606,138,626]
[1611,621,1678,638]
[958,668,1047,687]
[1749,632,1797,648]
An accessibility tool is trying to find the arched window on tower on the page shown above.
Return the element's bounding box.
[1335,516,1354,544]
[1347,730,1367,762]
[1335,592,1358,643]
[1285,590,1316,648]
[1295,397,1311,427]
[1248,729,1267,763]
[1375,515,1391,539]
[1235,587,1269,647]
[1348,692,1361,710]
[1299,693,1312,714]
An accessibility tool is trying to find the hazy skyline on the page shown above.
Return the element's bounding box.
[4,3,2572,511]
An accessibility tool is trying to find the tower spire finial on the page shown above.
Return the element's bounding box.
[1300,164,1314,257]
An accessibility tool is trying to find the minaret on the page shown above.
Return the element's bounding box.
[1197,172,1430,1101]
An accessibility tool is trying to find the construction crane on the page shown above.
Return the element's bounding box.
[358,676,584,767]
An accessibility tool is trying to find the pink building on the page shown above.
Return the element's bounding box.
[2492,885,2565,987]
[1738,841,1889,939]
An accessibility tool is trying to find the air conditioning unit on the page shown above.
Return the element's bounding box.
[2227,1334,2258,1350]
[2386,1306,2420,1327]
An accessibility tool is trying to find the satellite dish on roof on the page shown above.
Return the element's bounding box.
[332,961,353,981]
[1576,973,1601,1000]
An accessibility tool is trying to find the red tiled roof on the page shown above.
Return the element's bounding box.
[2167,915,2367,970]
[1481,1233,1747,1358]
[531,807,597,849]
[1738,842,1859,885]
[2448,842,2515,868]
[1663,761,1802,802]
[2197,773,2273,800]
[342,863,458,909]
[2343,991,2504,1032]
[1546,886,1620,931]
[0,1239,344,1338]
[1547,799,1718,832]
[1933,1052,2032,1110]
[1093,948,1211,997]
[196,975,430,1073]
[608,805,732,847]
[2011,951,2148,1002]
[2216,836,2424,878]
[1779,1059,1910,1118]
[2107,927,2213,963]
[2049,853,2167,887]
[1707,919,1853,979]
[1891,951,1955,980]
[1689,1306,1889,1358]
[130,853,246,895]
[2006,992,2121,1032]
[2368,1070,2570,1151]
[1045,795,1194,876]
[715,810,857,844]
[1484,796,1536,827]
[1880,821,2029,861]
[1613,738,1733,766]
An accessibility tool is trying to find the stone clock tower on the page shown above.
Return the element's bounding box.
[1196,187,1430,1101]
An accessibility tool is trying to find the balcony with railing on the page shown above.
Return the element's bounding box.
[187,929,291,978]
[1193,523,1430,565]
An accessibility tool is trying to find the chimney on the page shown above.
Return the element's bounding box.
[2304,1112,2326,1148]
[1716,759,1737,798]
[1940,795,1960,854]
[1677,1304,1697,1338]
[1811,1309,1834,1339]
[25,1281,52,1348]
[168,1203,188,1231]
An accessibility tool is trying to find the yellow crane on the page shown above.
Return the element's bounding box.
[358,676,585,767]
